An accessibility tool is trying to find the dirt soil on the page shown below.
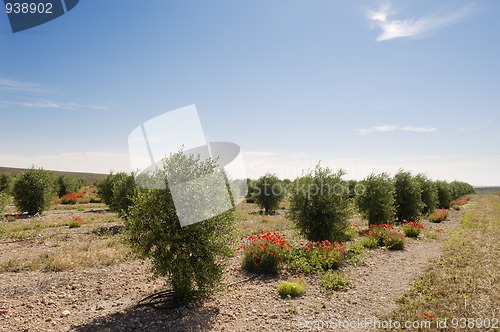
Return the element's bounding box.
[0,208,466,332]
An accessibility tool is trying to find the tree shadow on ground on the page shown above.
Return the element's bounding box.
[73,301,219,332]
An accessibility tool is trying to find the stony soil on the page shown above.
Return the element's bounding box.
[0,207,466,332]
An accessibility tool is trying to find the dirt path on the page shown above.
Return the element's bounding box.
[0,208,465,332]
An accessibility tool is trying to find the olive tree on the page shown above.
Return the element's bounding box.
[288,164,351,242]
[356,173,395,225]
[252,173,284,213]
[393,170,424,222]
[12,167,56,215]
[125,151,235,301]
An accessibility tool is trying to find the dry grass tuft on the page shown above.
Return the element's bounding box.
[0,237,132,272]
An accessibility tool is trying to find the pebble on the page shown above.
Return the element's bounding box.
[60,310,70,317]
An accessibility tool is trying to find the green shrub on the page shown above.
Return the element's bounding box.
[287,240,345,274]
[449,180,475,200]
[384,231,405,250]
[278,279,305,299]
[347,180,358,199]
[359,235,379,249]
[96,172,136,216]
[415,174,438,215]
[356,173,395,225]
[320,271,352,293]
[68,221,81,228]
[402,221,424,238]
[344,241,366,266]
[394,170,423,222]
[240,231,290,275]
[56,175,79,198]
[0,173,13,194]
[435,180,451,209]
[252,173,284,213]
[12,167,57,215]
[125,151,235,301]
[95,174,114,206]
[288,164,351,242]
[0,193,7,216]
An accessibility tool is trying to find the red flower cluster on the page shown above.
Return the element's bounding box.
[428,209,450,223]
[307,240,345,254]
[403,221,424,238]
[365,223,394,238]
[239,231,290,274]
[405,221,424,230]
[423,312,435,320]
[451,195,471,207]
[72,216,83,222]
[63,193,78,200]
[350,223,363,233]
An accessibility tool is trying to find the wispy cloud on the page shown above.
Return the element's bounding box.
[0,77,56,95]
[1,100,115,111]
[367,3,474,41]
[0,77,115,111]
[357,125,437,135]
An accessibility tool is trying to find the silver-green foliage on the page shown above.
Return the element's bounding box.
[288,164,351,242]
[394,170,424,222]
[12,167,56,215]
[356,172,395,225]
[415,174,438,214]
[125,151,235,301]
[252,173,284,213]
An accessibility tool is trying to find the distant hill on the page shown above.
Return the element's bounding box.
[474,186,500,194]
[0,166,107,185]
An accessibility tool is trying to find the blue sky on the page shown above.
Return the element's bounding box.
[0,0,499,185]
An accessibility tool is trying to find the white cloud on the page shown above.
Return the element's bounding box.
[0,77,115,111]
[374,125,399,132]
[367,3,474,41]
[357,125,437,135]
[1,100,115,111]
[0,77,55,95]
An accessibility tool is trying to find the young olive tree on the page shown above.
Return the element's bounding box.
[435,180,452,209]
[393,170,424,222]
[415,174,438,214]
[12,167,57,215]
[96,172,136,216]
[288,164,351,242]
[0,173,13,194]
[252,173,284,213]
[56,175,79,197]
[356,173,395,225]
[125,151,235,301]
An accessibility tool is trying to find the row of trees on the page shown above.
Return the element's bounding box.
[0,168,87,215]
[356,171,474,225]
[247,167,475,242]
